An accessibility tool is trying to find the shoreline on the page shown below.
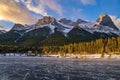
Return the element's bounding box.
[0,54,120,60]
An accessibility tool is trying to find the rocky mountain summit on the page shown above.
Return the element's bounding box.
[35,16,56,26]
[97,14,119,30]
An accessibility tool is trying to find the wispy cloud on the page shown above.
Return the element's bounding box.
[70,8,85,21]
[80,0,96,5]
[0,0,36,24]
[15,0,63,16]
[16,0,48,16]
[110,15,120,29]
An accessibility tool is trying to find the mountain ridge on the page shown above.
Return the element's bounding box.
[0,14,119,46]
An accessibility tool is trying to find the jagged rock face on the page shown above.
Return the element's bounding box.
[58,18,75,26]
[35,16,56,26]
[11,24,24,31]
[97,14,118,30]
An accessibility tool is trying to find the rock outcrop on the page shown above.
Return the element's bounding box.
[97,14,118,30]
[35,16,56,26]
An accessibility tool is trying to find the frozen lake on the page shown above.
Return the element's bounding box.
[0,57,120,80]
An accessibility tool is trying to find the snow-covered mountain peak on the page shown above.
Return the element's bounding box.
[8,14,120,38]
[77,21,120,35]
[96,14,107,23]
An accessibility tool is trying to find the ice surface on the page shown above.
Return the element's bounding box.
[0,57,120,80]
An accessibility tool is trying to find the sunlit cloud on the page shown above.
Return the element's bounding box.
[110,15,120,29]
[80,0,96,5]
[0,0,36,24]
[0,0,63,30]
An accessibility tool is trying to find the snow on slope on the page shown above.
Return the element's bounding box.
[23,20,74,35]
[57,21,74,33]
[0,30,6,34]
[12,17,120,37]
[78,21,120,35]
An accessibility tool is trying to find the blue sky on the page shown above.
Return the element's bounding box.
[0,0,120,31]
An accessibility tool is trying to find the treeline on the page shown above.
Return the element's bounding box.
[0,37,120,56]
[42,37,120,56]
[0,45,42,54]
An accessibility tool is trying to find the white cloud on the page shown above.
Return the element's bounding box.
[15,0,62,16]
[70,8,85,21]
[110,15,120,29]
[0,0,36,24]
[80,0,96,5]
